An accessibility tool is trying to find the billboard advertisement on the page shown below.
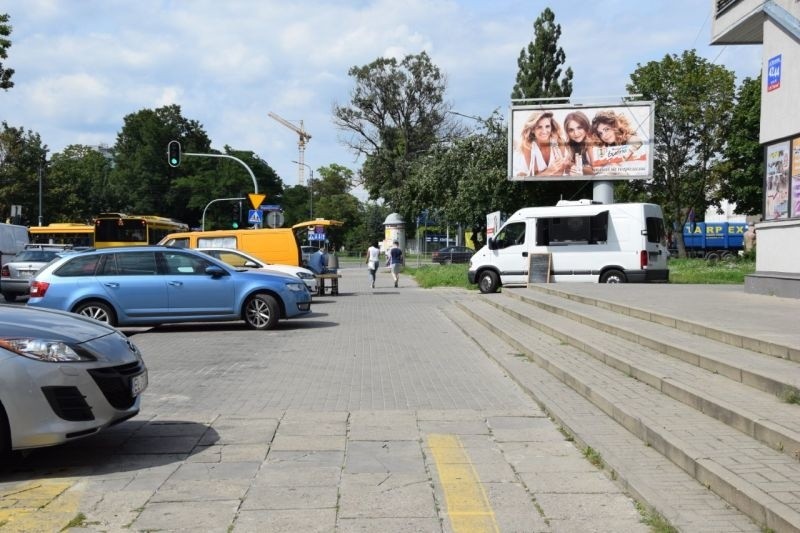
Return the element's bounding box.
[765,140,790,220]
[508,102,654,181]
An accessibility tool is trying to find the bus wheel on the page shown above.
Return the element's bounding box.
[600,269,626,284]
[244,294,279,330]
[705,252,720,263]
[478,271,500,294]
[74,300,116,326]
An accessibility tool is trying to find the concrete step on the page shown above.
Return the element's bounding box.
[454,295,800,532]
[443,302,760,533]
[485,290,800,461]
[506,286,800,398]
[525,284,800,363]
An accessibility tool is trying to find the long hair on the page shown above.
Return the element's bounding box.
[590,110,635,146]
[519,111,564,154]
[563,111,596,158]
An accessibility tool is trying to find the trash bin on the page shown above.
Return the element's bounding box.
[326,252,339,271]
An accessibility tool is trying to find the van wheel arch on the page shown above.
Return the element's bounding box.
[600,269,627,284]
[477,269,500,293]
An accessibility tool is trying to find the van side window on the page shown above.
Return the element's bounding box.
[536,211,608,246]
[646,217,665,244]
[198,236,237,248]
[494,222,526,249]
[166,238,189,248]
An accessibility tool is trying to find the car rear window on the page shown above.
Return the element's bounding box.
[12,251,59,262]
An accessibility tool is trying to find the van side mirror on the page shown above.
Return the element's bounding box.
[487,237,497,251]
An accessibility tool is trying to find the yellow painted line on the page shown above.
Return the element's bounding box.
[0,479,82,531]
[428,434,499,533]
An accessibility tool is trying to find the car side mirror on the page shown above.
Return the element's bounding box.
[244,260,259,268]
[205,265,227,278]
[487,238,497,250]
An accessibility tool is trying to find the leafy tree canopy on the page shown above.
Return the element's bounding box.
[0,13,14,90]
[511,7,573,100]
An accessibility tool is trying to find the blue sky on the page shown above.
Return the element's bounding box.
[2,1,762,199]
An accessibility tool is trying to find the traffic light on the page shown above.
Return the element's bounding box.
[232,202,241,228]
[167,140,181,167]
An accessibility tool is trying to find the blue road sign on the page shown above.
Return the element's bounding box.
[248,209,263,224]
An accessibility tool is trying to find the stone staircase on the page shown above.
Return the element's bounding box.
[444,285,800,533]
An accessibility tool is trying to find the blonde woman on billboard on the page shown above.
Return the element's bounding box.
[590,110,644,172]
[562,111,597,176]
[513,111,569,177]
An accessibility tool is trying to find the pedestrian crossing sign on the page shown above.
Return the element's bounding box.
[248,209,263,224]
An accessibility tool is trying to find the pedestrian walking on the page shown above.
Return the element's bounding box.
[387,240,403,288]
[366,241,380,288]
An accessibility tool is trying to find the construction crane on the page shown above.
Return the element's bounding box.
[268,112,312,185]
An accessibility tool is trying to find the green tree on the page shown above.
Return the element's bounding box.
[713,75,763,216]
[403,112,531,249]
[333,52,452,208]
[511,8,573,100]
[109,104,212,224]
[0,122,46,224]
[311,164,361,251]
[622,50,736,256]
[46,144,117,223]
[0,13,14,90]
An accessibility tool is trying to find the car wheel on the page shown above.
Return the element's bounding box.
[0,403,11,468]
[478,270,500,294]
[600,269,626,284]
[244,293,279,330]
[1,292,16,303]
[73,300,116,325]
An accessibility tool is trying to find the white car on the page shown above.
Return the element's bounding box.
[195,247,318,293]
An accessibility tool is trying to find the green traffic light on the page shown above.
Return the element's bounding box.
[170,157,178,165]
[232,222,239,229]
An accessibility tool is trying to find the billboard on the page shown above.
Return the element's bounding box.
[508,102,654,181]
[765,140,790,220]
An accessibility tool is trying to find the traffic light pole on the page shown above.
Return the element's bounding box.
[183,152,259,194]
[201,197,246,231]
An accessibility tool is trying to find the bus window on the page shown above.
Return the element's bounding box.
[94,214,188,248]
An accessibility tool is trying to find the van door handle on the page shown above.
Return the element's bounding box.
[522,252,528,257]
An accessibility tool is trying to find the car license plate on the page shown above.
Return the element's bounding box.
[131,371,148,396]
[20,271,34,279]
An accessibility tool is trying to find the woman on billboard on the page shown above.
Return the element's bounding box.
[590,110,645,174]
[562,111,597,176]
[513,111,570,177]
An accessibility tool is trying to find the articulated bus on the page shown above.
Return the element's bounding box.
[29,223,95,247]
[93,213,189,248]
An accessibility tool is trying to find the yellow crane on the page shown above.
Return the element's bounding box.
[268,112,312,185]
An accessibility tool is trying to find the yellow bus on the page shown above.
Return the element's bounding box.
[29,223,95,247]
[93,213,189,248]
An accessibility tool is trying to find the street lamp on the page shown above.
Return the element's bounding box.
[292,160,313,219]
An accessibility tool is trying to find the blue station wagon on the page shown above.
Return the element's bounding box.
[26,246,312,330]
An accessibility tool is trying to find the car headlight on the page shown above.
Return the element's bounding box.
[286,282,307,292]
[296,272,315,280]
[0,338,96,362]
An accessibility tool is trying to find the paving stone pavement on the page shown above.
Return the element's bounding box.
[1,266,650,532]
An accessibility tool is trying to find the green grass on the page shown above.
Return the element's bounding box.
[403,264,475,289]
[668,257,755,284]
[403,258,756,288]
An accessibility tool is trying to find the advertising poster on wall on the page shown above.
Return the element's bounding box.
[508,102,653,181]
[792,137,800,218]
[765,140,790,220]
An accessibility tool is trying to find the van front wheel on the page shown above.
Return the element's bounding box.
[600,269,626,284]
[478,271,500,294]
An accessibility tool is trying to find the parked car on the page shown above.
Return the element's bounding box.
[27,246,312,330]
[195,247,318,294]
[0,305,147,462]
[1,244,73,302]
[431,246,475,265]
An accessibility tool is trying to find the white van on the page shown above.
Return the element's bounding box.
[468,200,669,293]
[0,223,30,266]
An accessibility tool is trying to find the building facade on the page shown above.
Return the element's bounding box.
[712,0,800,297]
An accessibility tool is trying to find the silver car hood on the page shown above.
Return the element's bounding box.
[0,305,118,343]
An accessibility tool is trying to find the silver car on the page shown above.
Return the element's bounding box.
[1,244,72,302]
[0,305,147,461]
